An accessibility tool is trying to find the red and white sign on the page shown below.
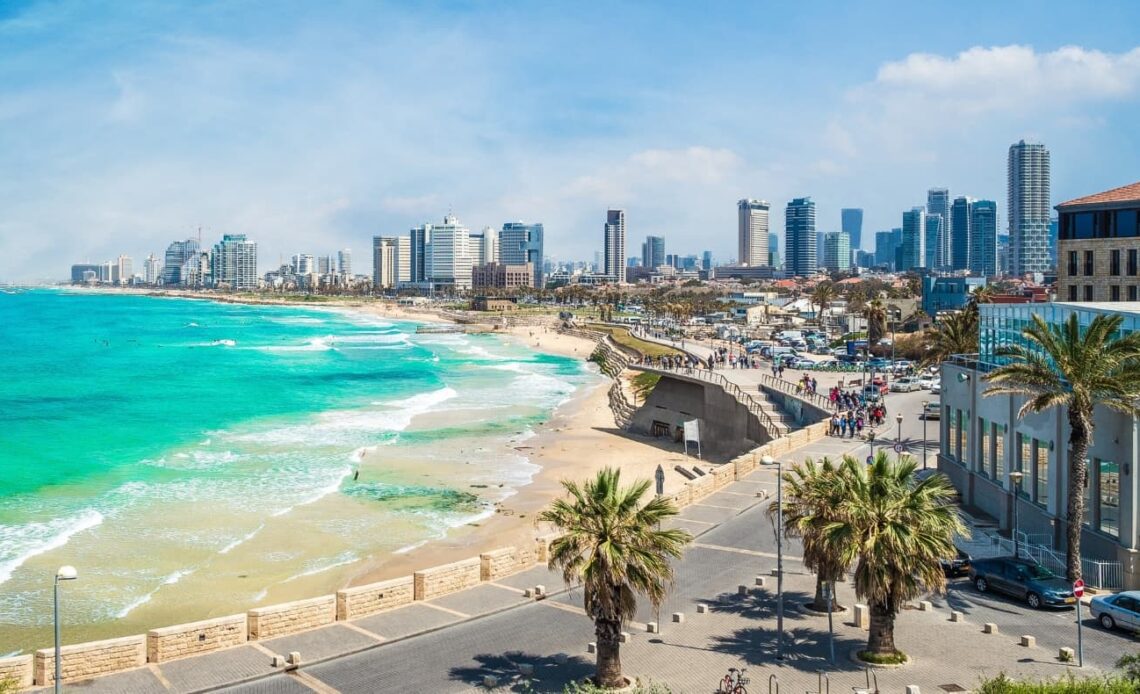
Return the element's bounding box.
[1073,579,1085,598]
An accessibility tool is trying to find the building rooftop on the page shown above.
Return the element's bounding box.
[1056,181,1140,209]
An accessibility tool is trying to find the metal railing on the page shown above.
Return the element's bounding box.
[957,532,1123,590]
[631,363,783,437]
[757,373,834,412]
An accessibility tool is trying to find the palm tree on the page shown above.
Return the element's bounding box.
[864,299,888,348]
[811,281,837,325]
[922,308,978,367]
[538,468,692,688]
[822,452,965,658]
[983,313,1140,581]
[768,456,855,611]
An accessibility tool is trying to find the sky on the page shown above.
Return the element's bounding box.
[3,1,1140,282]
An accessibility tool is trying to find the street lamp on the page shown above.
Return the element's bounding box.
[868,430,876,459]
[762,454,784,661]
[895,412,904,451]
[1009,471,1024,558]
[54,565,78,693]
[921,400,930,470]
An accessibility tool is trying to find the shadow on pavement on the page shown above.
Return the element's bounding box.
[448,650,593,693]
[703,588,814,622]
[708,625,867,672]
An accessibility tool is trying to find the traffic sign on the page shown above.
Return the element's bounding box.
[893,443,904,454]
[866,455,873,465]
[1073,579,1084,598]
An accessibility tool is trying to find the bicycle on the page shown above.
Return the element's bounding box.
[717,666,750,694]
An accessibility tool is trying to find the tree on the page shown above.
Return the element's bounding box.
[921,308,978,367]
[811,281,837,325]
[864,299,888,348]
[768,456,855,611]
[822,452,965,659]
[983,313,1140,581]
[538,468,692,688]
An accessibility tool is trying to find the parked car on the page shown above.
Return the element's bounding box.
[890,377,922,392]
[790,358,815,369]
[867,358,891,370]
[922,402,941,419]
[862,384,884,402]
[1090,591,1140,632]
[930,380,942,395]
[918,376,937,389]
[969,557,1076,609]
[941,549,972,577]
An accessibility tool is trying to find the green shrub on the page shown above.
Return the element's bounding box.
[563,679,672,693]
[977,672,1136,693]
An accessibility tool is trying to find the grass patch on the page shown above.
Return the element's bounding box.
[857,650,907,665]
[631,371,662,400]
[977,673,1137,693]
[586,324,681,359]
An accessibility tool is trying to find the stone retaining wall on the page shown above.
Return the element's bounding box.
[147,614,247,663]
[481,546,537,582]
[337,576,415,620]
[414,557,481,600]
[0,654,32,689]
[247,594,336,641]
[33,634,146,686]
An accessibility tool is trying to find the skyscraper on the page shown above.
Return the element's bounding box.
[144,254,161,284]
[500,222,544,287]
[969,200,998,277]
[874,230,895,267]
[950,196,974,271]
[161,239,200,286]
[768,232,780,267]
[926,189,951,268]
[337,249,352,275]
[841,208,863,251]
[115,255,133,285]
[1008,140,1051,276]
[409,224,431,283]
[701,250,712,271]
[642,235,665,269]
[425,215,473,289]
[603,209,626,282]
[924,213,942,269]
[470,227,499,266]
[292,254,314,275]
[901,207,926,271]
[373,236,400,289]
[211,234,258,290]
[821,232,850,272]
[785,197,816,277]
[737,199,770,266]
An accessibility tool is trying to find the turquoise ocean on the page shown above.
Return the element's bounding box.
[0,289,597,653]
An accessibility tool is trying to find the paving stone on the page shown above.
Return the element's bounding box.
[262,624,380,664]
[28,666,166,694]
[354,603,461,641]
[491,564,565,592]
[427,583,530,617]
[159,645,274,693]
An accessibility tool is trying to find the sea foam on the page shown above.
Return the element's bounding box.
[0,509,104,585]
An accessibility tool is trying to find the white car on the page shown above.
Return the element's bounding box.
[790,358,815,369]
[890,377,922,392]
[930,380,942,395]
[918,376,937,389]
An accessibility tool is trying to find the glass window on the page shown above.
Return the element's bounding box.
[1068,285,1078,301]
[954,409,962,460]
[1085,285,1094,301]
[960,410,969,468]
[1096,210,1115,238]
[1074,212,1094,239]
[1017,433,1031,498]
[993,422,1005,484]
[1129,249,1138,275]
[1035,440,1049,507]
[1068,250,1078,276]
[979,418,990,477]
[1119,209,1139,238]
[1112,285,1121,302]
[1130,286,1138,302]
[1099,459,1119,537]
[1084,250,1095,276]
[1111,249,1121,275]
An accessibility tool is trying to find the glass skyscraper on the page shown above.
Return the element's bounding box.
[901,207,926,271]
[969,200,998,277]
[604,209,626,282]
[500,222,544,287]
[927,188,951,268]
[841,208,863,251]
[1008,140,1051,276]
[785,197,816,277]
[737,199,770,266]
[950,196,973,271]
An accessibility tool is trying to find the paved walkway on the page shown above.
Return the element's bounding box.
[40,390,1126,693]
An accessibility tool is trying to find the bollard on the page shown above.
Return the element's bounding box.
[287,652,301,666]
[905,687,920,694]
[672,612,685,623]
[950,611,964,622]
[587,642,597,654]
[983,623,998,634]
[1060,647,1075,661]
[1020,635,1036,647]
[770,568,780,577]
[523,588,534,597]
[535,585,545,596]
[738,585,749,596]
[619,632,631,643]
[755,576,766,587]
[697,603,709,613]
[918,600,933,611]
[854,604,870,630]
[647,622,658,633]
[519,664,535,676]
[484,675,499,688]
[271,655,286,667]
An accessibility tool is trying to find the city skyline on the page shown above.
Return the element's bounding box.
[4,3,1140,281]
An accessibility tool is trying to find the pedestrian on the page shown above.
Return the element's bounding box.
[839,416,848,437]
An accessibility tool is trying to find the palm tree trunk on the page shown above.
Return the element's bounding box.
[1066,408,1093,582]
[866,600,897,654]
[594,616,624,688]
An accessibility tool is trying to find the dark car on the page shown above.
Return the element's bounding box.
[940,549,972,577]
[968,556,1076,609]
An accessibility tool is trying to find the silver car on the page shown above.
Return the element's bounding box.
[1090,590,1140,632]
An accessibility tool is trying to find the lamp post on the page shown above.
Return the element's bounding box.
[921,400,930,470]
[868,430,876,459]
[1009,470,1024,558]
[896,412,904,451]
[54,565,78,693]
[763,454,784,661]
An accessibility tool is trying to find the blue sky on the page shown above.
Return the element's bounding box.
[3,1,1140,281]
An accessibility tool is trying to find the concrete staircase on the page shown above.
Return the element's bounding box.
[751,389,796,437]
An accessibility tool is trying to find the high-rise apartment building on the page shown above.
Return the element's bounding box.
[642,235,665,270]
[144,254,161,284]
[701,250,712,271]
[426,215,473,289]
[737,199,770,267]
[821,231,851,272]
[500,222,544,287]
[318,255,333,275]
[603,210,626,283]
[970,200,998,278]
[950,196,974,271]
[1008,140,1052,276]
[470,227,499,267]
[841,208,863,251]
[292,254,314,275]
[337,249,351,275]
[373,236,401,289]
[161,239,200,286]
[901,207,926,271]
[395,237,410,284]
[925,213,943,269]
[927,189,951,268]
[409,225,431,283]
[115,255,133,285]
[785,197,816,277]
[211,234,258,290]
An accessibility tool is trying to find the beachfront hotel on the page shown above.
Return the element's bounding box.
[938,301,1139,590]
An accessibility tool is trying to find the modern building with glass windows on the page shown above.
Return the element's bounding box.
[785,197,816,277]
[950,196,973,272]
[737,199,770,267]
[821,231,850,272]
[1056,181,1140,303]
[927,189,951,269]
[603,209,626,283]
[900,207,926,271]
[938,301,1139,589]
[970,200,999,277]
[841,208,863,251]
[1008,140,1051,277]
